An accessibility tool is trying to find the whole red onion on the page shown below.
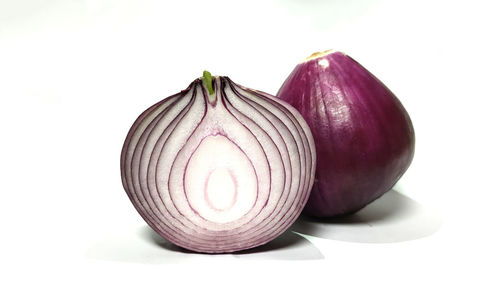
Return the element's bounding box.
[121,72,316,253]
[277,50,415,218]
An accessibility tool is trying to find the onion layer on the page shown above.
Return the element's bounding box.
[120,75,316,253]
[277,50,415,218]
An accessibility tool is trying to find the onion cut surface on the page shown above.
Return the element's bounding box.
[120,76,316,253]
[277,50,415,218]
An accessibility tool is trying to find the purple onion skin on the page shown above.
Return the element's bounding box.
[277,51,415,218]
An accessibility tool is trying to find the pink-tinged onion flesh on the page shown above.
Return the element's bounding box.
[277,50,415,218]
[120,76,316,253]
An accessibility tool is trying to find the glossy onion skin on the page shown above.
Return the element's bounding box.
[120,76,316,253]
[277,51,415,218]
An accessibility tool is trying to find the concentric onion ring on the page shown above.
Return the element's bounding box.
[120,76,316,253]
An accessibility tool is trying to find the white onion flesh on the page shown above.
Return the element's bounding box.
[120,76,316,253]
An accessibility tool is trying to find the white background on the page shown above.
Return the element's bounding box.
[1,0,499,287]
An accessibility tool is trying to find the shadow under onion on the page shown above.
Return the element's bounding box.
[144,226,324,260]
[86,225,324,264]
[291,189,442,243]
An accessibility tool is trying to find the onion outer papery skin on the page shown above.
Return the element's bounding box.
[120,76,316,253]
[277,51,415,218]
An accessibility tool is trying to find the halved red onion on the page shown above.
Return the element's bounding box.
[277,50,415,218]
[120,74,316,253]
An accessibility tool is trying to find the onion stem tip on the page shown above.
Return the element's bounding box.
[203,70,215,95]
